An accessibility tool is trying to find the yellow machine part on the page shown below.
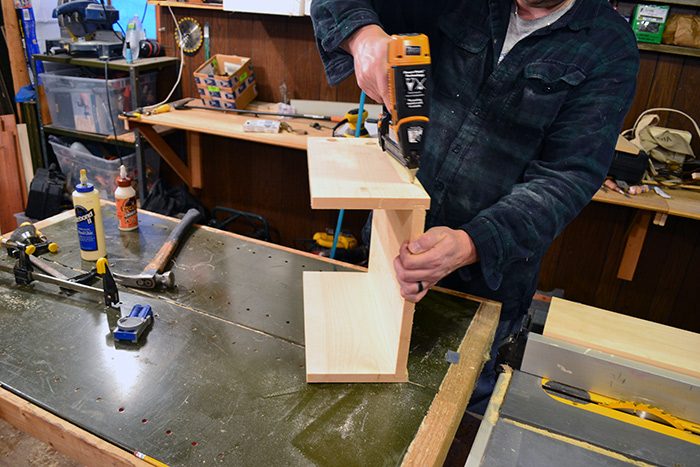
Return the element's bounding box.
[541,378,700,445]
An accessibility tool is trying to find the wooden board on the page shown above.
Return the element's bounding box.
[0,387,148,467]
[306,137,431,210]
[16,123,33,190]
[592,188,668,213]
[125,105,323,151]
[1,0,30,95]
[665,188,700,220]
[543,297,700,380]
[304,138,429,382]
[0,115,26,233]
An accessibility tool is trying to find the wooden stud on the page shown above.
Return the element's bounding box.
[617,209,652,281]
[0,387,148,466]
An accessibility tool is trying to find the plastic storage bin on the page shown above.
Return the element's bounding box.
[40,69,157,135]
[50,140,159,201]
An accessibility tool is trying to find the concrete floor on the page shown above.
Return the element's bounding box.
[0,418,82,467]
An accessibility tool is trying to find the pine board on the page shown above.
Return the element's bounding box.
[306,137,431,210]
[304,138,429,382]
[543,297,700,379]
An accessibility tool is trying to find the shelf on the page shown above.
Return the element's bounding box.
[33,54,180,72]
[147,1,223,10]
[44,124,175,147]
[638,42,700,58]
[658,0,700,6]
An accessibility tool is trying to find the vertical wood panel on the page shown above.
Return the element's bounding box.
[668,237,700,333]
[669,58,700,155]
[548,203,615,303]
[285,17,325,101]
[614,220,669,319]
[537,231,564,291]
[622,51,659,131]
[646,216,699,324]
[592,206,634,310]
[644,54,684,127]
[251,14,287,102]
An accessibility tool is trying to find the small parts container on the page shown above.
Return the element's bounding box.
[40,69,157,135]
[50,140,160,201]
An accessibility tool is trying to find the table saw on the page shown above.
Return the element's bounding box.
[466,298,700,466]
[0,206,499,466]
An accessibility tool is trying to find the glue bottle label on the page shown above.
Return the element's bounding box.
[116,197,138,230]
[75,205,98,251]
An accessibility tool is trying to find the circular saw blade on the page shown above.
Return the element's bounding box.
[175,17,203,56]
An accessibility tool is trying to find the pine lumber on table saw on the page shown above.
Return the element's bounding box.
[543,297,700,379]
[304,137,431,383]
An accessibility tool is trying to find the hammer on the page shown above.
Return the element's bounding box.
[113,208,202,289]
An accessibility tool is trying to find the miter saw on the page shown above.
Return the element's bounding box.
[47,0,122,59]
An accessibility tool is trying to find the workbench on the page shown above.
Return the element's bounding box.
[0,206,500,466]
[591,186,700,280]
[123,101,333,189]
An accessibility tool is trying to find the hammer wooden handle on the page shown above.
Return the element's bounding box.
[143,208,202,275]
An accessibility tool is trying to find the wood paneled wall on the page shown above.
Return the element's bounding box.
[156,8,362,105]
[155,8,369,248]
[154,6,700,330]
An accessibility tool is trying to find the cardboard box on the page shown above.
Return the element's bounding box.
[193,54,257,109]
[197,77,258,110]
[632,4,670,44]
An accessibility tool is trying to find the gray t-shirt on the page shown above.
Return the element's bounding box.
[499,0,576,64]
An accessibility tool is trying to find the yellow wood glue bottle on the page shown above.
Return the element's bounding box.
[115,165,138,231]
[72,169,107,261]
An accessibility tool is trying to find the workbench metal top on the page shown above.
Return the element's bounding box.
[0,207,499,466]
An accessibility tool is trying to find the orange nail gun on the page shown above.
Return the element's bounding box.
[378,33,431,182]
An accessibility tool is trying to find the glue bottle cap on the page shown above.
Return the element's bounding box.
[75,169,94,193]
[116,165,132,188]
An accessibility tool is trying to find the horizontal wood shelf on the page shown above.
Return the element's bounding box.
[33,54,180,71]
[44,124,176,147]
[638,42,700,57]
[148,1,223,10]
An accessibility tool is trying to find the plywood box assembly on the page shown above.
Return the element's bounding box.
[304,137,431,382]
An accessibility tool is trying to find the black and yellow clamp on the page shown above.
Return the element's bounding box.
[0,253,119,307]
[3,222,59,257]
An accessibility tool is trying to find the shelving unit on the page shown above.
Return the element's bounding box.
[147,1,223,10]
[627,0,700,57]
[32,54,180,199]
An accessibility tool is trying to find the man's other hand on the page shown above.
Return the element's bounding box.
[394,227,479,302]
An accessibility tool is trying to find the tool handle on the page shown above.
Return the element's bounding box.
[142,208,202,275]
[149,104,171,115]
[130,304,152,319]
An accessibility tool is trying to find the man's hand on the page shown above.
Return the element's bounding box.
[342,25,391,105]
[394,227,479,302]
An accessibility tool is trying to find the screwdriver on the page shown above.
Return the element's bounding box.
[143,104,171,116]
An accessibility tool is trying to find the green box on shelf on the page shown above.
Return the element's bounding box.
[632,4,670,44]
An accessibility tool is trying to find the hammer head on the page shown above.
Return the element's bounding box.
[113,270,174,289]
